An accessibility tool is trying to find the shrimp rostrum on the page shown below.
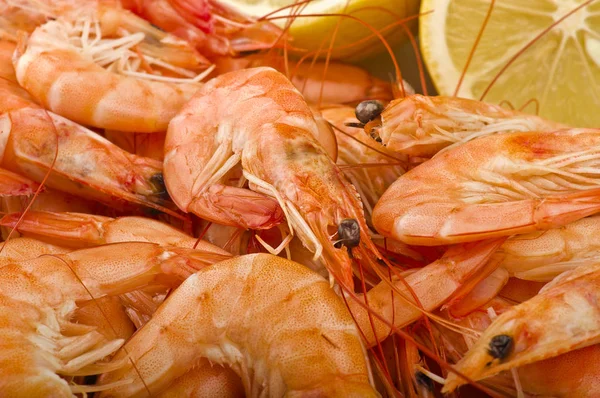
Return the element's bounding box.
[165,67,386,289]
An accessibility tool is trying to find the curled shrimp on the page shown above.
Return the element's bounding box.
[97,253,377,397]
[371,94,565,157]
[165,67,386,289]
[443,259,600,392]
[13,6,207,132]
[373,129,600,246]
[0,241,229,395]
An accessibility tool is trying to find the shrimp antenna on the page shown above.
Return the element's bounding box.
[519,97,540,114]
[329,123,404,162]
[453,0,496,97]
[337,276,504,397]
[265,13,404,94]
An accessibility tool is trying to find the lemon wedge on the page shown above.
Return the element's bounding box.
[225,0,421,60]
[420,0,600,127]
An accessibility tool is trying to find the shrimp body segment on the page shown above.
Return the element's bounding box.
[443,260,600,392]
[166,67,384,288]
[373,129,600,245]
[376,95,565,157]
[13,13,202,132]
[98,253,377,397]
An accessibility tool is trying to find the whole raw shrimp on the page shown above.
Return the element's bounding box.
[164,67,386,289]
[373,129,600,246]
[13,5,208,132]
[369,94,565,157]
[443,259,600,392]
[0,241,229,395]
[97,253,377,397]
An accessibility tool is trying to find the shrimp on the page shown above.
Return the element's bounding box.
[438,295,600,397]
[121,0,283,58]
[0,210,229,255]
[215,54,396,105]
[0,241,229,395]
[0,78,180,216]
[165,67,386,289]
[347,238,505,348]
[13,6,207,132]
[97,253,377,397]
[321,105,405,223]
[370,94,566,157]
[373,129,600,246]
[443,259,600,392]
[496,215,600,281]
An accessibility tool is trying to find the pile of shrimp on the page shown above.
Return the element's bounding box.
[0,0,597,397]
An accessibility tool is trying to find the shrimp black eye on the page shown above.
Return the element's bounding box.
[334,219,360,249]
[150,173,170,201]
[355,100,384,124]
[488,335,513,360]
[415,371,433,391]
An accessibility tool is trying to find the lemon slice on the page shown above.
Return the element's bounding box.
[225,0,421,60]
[420,0,600,127]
